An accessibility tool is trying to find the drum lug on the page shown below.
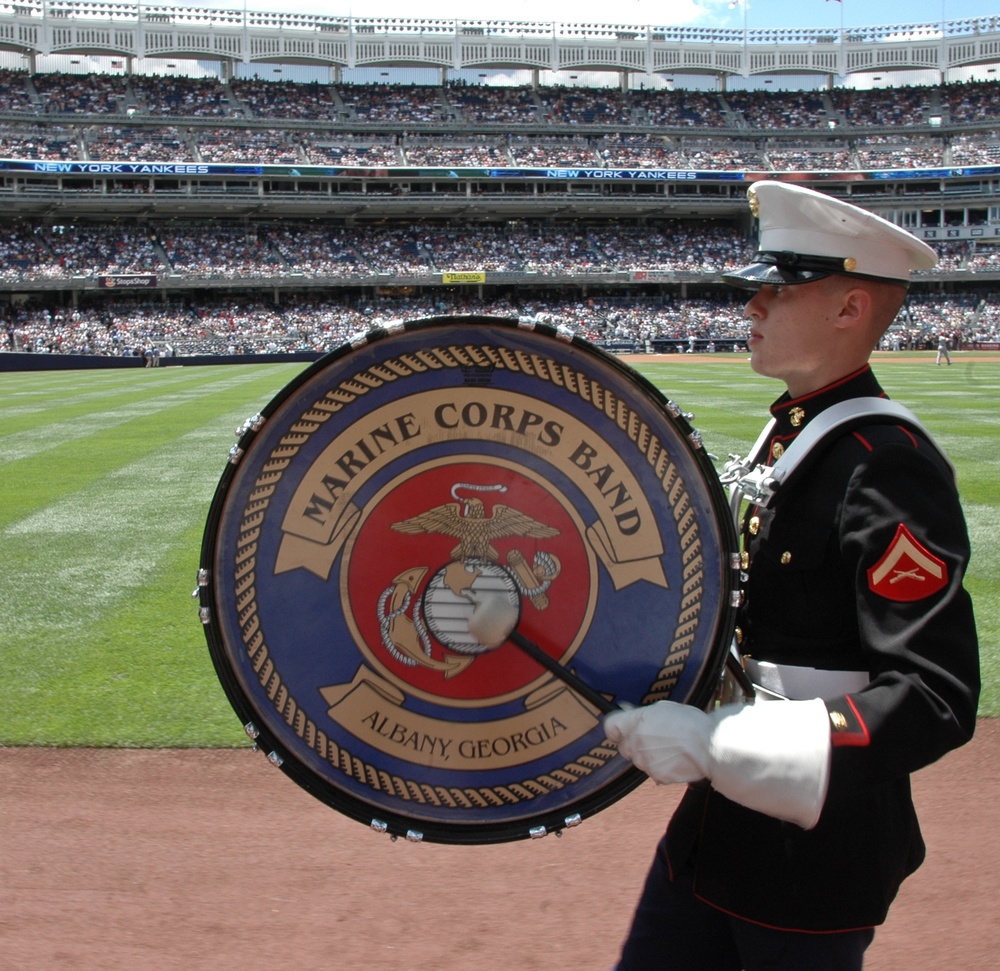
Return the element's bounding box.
[563,813,583,829]
[243,721,259,740]
[529,825,548,839]
[230,414,265,466]
[370,819,389,834]
[663,400,696,424]
[191,568,210,598]
[198,606,211,625]
[266,750,284,768]
[405,829,424,843]
[235,413,265,438]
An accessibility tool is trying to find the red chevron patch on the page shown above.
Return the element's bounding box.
[867,523,948,602]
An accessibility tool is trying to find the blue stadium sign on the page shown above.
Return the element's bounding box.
[10,159,1000,183]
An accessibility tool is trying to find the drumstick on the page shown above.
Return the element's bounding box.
[466,592,618,714]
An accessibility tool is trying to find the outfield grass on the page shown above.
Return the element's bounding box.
[1,351,996,747]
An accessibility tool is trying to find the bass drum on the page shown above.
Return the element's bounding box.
[199,316,738,844]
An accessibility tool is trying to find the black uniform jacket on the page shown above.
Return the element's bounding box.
[663,365,980,932]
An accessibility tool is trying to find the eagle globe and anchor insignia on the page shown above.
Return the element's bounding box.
[381,482,562,673]
[326,461,601,774]
[201,317,736,843]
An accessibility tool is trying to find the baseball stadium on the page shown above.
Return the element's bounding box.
[1,2,998,968]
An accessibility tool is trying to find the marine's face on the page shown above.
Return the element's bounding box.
[742,279,841,397]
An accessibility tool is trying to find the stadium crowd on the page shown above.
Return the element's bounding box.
[1,68,999,360]
[0,122,994,170]
[0,70,998,170]
[5,288,998,358]
[3,221,999,284]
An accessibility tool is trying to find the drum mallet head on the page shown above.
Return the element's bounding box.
[467,591,616,714]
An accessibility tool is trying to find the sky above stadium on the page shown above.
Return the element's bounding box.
[220,0,999,32]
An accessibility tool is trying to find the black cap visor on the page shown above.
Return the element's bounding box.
[721,260,830,290]
[722,250,910,291]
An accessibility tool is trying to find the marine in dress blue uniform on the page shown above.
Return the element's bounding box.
[605,181,980,970]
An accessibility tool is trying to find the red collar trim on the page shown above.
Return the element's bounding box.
[782,365,873,410]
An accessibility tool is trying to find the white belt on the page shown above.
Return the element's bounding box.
[744,658,870,702]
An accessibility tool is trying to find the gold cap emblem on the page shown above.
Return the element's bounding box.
[843,257,858,272]
[748,187,759,217]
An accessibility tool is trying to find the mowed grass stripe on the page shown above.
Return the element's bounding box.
[1,388,296,746]
[0,364,300,444]
[964,503,1000,717]
[3,386,299,635]
[3,402,264,632]
[0,367,237,431]
[0,365,304,526]
[4,519,246,747]
[631,362,774,469]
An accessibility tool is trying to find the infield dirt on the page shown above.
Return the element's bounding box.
[2,719,997,970]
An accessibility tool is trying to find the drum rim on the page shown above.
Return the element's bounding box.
[198,314,738,844]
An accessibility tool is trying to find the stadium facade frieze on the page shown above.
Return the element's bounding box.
[1,4,999,83]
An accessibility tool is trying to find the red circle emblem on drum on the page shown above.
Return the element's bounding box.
[344,460,595,704]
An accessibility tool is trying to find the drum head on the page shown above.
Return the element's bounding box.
[200,316,737,844]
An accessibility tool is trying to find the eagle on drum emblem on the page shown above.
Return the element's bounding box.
[390,486,559,562]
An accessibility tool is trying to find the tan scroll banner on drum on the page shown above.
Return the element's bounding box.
[320,667,600,771]
[276,388,667,590]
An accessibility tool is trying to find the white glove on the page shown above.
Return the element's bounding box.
[604,699,832,830]
[603,701,714,783]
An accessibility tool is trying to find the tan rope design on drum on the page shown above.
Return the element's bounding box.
[231,338,707,809]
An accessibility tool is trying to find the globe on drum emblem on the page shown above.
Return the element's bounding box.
[422,559,520,655]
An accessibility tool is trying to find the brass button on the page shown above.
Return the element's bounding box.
[830,711,848,731]
[771,441,785,460]
[748,516,760,536]
[740,551,750,569]
[780,551,792,565]
[735,626,744,645]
